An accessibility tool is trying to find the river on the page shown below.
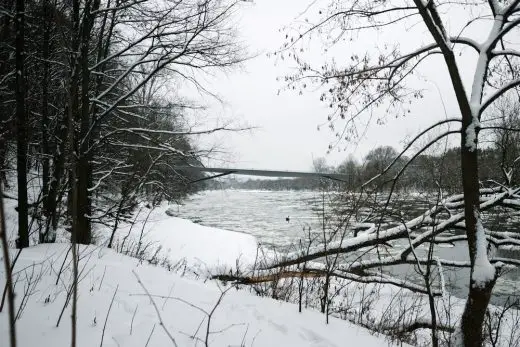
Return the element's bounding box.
[173,189,520,304]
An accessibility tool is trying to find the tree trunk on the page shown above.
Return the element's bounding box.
[459,116,495,347]
[443,50,495,347]
[43,109,67,242]
[40,0,52,243]
[74,0,101,245]
[108,185,129,249]
[415,2,497,343]
[75,157,91,244]
[68,0,81,343]
[0,185,17,347]
[0,0,14,189]
[15,0,28,248]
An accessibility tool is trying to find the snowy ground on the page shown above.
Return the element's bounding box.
[106,203,259,273]
[2,195,260,274]
[0,244,405,347]
[2,193,520,346]
[0,195,407,346]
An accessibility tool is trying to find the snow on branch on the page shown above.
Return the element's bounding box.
[480,78,520,115]
[472,212,496,288]
[216,267,442,296]
[379,319,455,335]
[266,187,520,273]
[491,49,520,59]
[117,126,251,137]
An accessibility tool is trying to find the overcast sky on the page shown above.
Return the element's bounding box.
[189,0,488,172]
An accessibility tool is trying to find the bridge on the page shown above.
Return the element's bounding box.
[175,166,349,183]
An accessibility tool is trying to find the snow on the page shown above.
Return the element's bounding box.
[435,256,447,299]
[465,9,505,151]
[464,117,479,151]
[108,203,259,273]
[450,326,464,347]
[471,212,496,288]
[0,244,405,347]
[2,182,519,346]
[469,13,503,107]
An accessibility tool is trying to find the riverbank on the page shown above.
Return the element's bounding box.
[3,192,520,346]
[1,244,402,347]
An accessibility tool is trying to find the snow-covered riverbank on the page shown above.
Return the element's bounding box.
[1,244,404,347]
[3,197,520,346]
[108,202,260,273]
[1,219,405,347]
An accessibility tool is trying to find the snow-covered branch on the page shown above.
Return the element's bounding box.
[267,187,520,271]
[480,78,520,115]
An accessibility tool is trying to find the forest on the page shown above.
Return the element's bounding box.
[2,0,520,347]
[0,0,238,247]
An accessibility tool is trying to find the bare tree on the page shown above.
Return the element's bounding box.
[487,96,520,186]
[0,0,247,251]
[273,1,520,345]
[62,0,245,245]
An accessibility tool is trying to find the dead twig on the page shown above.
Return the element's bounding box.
[132,270,178,347]
[130,304,138,335]
[144,324,156,347]
[100,285,119,347]
[0,248,22,313]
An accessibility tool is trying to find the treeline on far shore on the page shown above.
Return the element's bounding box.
[205,145,520,193]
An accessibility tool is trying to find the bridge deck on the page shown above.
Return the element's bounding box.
[176,166,348,182]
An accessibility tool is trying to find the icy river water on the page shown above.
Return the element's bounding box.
[174,189,520,304]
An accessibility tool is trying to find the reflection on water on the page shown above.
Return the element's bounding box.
[174,189,520,304]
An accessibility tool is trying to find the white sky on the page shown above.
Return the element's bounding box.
[188,0,491,172]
